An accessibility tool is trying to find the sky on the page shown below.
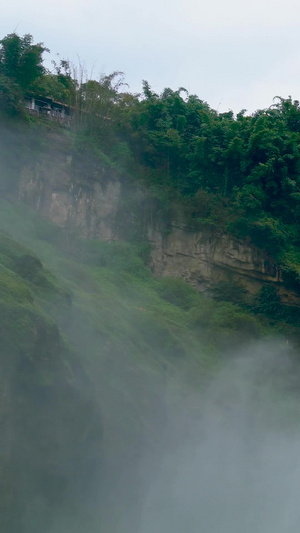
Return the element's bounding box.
[2,0,300,113]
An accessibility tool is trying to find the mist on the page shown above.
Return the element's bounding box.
[48,340,300,533]
[138,343,300,533]
[2,119,300,533]
[2,196,300,532]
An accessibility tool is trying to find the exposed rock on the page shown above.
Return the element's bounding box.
[148,222,300,306]
[18,134,121,241]
[16,132,300,305]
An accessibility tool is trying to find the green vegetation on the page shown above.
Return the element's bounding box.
[0,199,261,531]
[2,30,300,531]
[0,207,300,529]
[0,199,298,372]
[1,30,300,343]
[0,33,48,117]
[0,227,103,532]
[1,31,300,290]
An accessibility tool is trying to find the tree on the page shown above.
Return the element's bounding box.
[253,285,282,319]
[34,59,77,105]
[0,33,47,90]
[0,32,48,116]
[0,74,23,116]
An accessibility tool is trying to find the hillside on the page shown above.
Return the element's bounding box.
[1,31,300,532]
[0,227,102,532]
[1,32,300,302]
[1,195,300,531]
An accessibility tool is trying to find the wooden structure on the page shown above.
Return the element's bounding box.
[24,95,70,123]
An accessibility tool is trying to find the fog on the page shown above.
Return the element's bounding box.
[49,341,300,533]
[138,343,300,533]
[2,123,300,532]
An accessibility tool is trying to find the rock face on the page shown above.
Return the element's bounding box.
[147,222,300,305]
[18,132,121,241]
[148,223,277,291]
[17,132,300,305]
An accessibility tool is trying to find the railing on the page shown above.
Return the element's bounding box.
[25,105,71,125]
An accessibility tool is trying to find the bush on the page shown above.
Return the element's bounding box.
[249,216,290,256]
[156,277,200,310]
[82,240,148,278]
[252,285,282,319]
[280,249,300,292]
[210,301,262,336]
[211,279,248,305]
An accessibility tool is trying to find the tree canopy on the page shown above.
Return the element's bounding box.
[0,33,48,115]
[1,31,300,291]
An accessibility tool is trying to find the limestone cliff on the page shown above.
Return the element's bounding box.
[18,132,121,241]
[16,131,300,305]
[148,222,300,305]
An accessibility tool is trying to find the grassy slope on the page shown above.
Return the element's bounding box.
[1,197,297,379]
[1,197,296,408]
[2,198,300,531]
[0,228,104,531]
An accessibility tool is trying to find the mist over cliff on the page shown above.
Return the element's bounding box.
[141,344,300,533]
[2,192,300,532]
[1,35,300,530]
[42,343,300,533]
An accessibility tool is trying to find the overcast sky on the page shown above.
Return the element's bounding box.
[2,0,300,113]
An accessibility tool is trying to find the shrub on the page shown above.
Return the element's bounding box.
[252,285,282,319]
[82,240,148,278]
[211,279,248,305]
[156,277,200,310]
[210,301,262,337]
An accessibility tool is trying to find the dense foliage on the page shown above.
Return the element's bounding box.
[1,208,300,529]
[0,33,48,116]
[1,31,300,292]
[2,32,300,531]
[0,200,271,531]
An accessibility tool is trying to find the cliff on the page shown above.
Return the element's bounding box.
[16,131,300,305]
[148,223,300,305]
